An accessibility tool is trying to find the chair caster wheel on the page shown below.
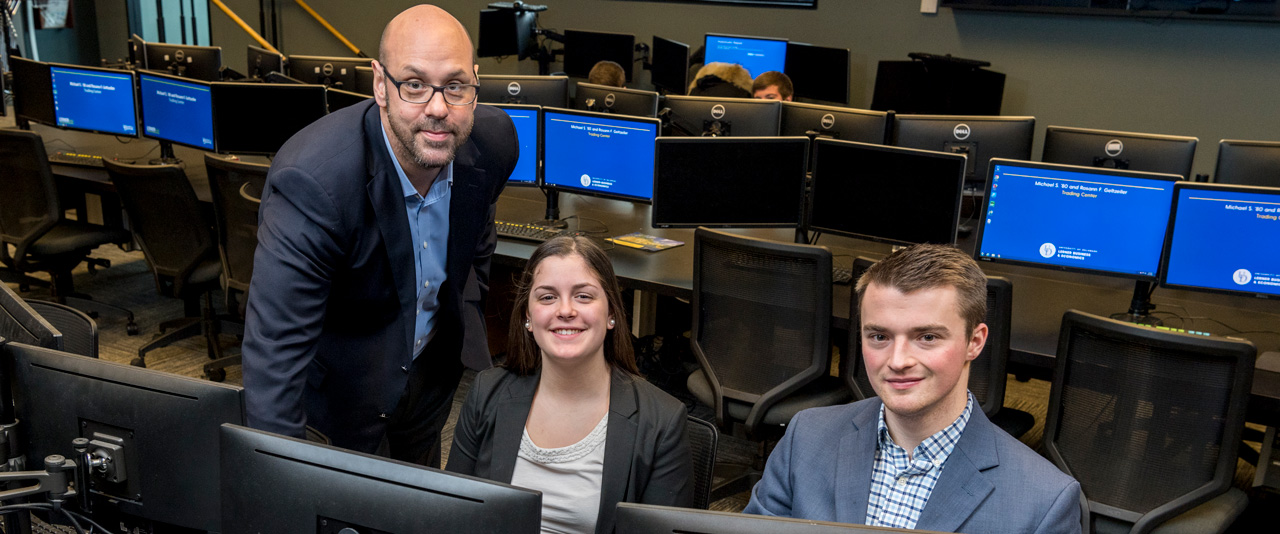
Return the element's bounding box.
[205,368,226,382]
[130,358,146,367]
[126,322,139,336]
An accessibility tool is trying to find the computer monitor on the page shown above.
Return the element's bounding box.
[542,107,660,202]
[477,7,540,60]
[661,95,781,137]
[9,341,245,532]
[574,82,659,117]
[652,137,809,228]
[0,283,59,349]
[650,35,689,93]
[891,114,1035,187]
[10,56,56,126]
[779,101,887,144]
[245,44,285,79]
[144,42,223,82]
[326,86,370,113]
[809,139,966,246]
[138,70,215,151]
[478,74,569,107]
[220,424,542,533]
[1161,182,1280,299]
[784,42,850,105]
[870,59,1005,116]
[354,65,376,95]
[49,63,138,137]
[286,54,370,90]
[703,33,787,79]
[1214,139,1280,187]
[1041,126,1199,180]
[564,29,636,82]
[616,503,938,534]
[492,103,540,186]
[211,82,328,155]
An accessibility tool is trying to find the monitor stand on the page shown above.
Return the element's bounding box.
[532,188,569,229]
[150,141,182,165]
[1112,280,1162,326]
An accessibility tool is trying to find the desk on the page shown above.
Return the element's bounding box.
[494,187,1280,425]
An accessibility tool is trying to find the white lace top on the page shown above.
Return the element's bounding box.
[511,414,609,534]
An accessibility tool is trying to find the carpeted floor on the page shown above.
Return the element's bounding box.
[5,242,1275,528]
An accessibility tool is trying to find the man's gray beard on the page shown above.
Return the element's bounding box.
[390,115,474,170]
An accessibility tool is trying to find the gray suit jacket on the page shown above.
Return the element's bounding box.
[743,397,1082,534]
[446,366,693,533]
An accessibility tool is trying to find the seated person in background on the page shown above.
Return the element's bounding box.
[447,236,692,534]
[752,70,794,101]
[686,62,752,98]
[744,244,1081,534]
[588,60,627,88]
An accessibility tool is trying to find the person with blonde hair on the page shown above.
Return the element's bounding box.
[687,62,752,98]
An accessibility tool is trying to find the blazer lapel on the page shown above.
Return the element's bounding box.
[914,409,998,532]
[446,139,488,285]
[835,400,880,524]
[363,106,415,357]
[490,370,539,483]
[596,368,638,532]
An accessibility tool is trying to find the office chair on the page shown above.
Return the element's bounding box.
[102,159,240,381]
[0,129,137,332]
[203,155,267,380]
[1213,139,1280,187]
[842,258,1034,438]
[685,416,719,510]
[686,228,852,501]
[24,299,98,359]
[1045,310,1255,534]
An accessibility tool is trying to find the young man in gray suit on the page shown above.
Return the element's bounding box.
[744,244,1081,533]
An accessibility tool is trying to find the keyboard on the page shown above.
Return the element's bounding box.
[832,267,853,285]
[495,220,567,243]
[48,151,105,168]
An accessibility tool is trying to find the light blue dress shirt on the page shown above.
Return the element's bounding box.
[380,125,451,359]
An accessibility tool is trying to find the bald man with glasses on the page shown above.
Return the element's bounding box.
[243,4,518,467]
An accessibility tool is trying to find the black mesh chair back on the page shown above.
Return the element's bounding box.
[1044,310,1255,533]
[24,299,97,358]
[691,228,832,435]
[204,154,267,300]
[685,416,718,510]
[102,159,218,297]
[1214,139,1280,187]
[0,130,60,258]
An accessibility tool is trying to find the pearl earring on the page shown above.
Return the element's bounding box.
[524,319,531,330]
[609,318,615,327]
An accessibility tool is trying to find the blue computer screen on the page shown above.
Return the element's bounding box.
[50,66,137,136]
[542,110,659,201]
[976,161,1178,279]
[139,73,214,150]
[1162,184,1280,297]
[498,106,538,185]
[703,34,787,79]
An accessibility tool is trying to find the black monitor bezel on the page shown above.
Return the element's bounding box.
[245,44,285,79]
[541,106,661,204]
[660,94,782,137]
[1214,139,1280,186]
[490,103,543,188]
[807,139,967,247]
[136,69,216,151]
[652,136,810,229]
[573,82,659,118]
[210,81,329,156]
[784,41,851,105]
[143,42,224,82]
[649,35,690,93]
[354,65,376,96]
[563,28,637,82]
[891,114,1036,185]
[10,56,56,126]
[46,62,140,138]
[477,74,570,108]
[974,158,1183,282]
[779,101,888,144]
[1042,125,1199,180]
[285,54,371,89]
[1159,181,1280,300]
[325,86,371,113]
[702,32,789,77]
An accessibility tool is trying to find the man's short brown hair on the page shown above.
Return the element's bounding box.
[855,244,987,335]
[588,60,626,88]
[752,71,793,99]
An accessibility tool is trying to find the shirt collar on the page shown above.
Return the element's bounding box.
[876,392,974,468]
[379,117,454,200]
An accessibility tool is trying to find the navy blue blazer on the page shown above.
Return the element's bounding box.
[446,367,693,534]
[242,101,516,451]
[744,398,1082,534]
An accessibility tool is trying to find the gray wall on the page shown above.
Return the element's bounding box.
[198,1,1280,178]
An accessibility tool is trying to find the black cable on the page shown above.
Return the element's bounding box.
[63,509,108,534]
[56,507,85,534]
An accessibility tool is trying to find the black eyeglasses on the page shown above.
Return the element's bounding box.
[381,66,479,106]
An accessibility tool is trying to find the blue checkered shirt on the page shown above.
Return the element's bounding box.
[864,393,974,529]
